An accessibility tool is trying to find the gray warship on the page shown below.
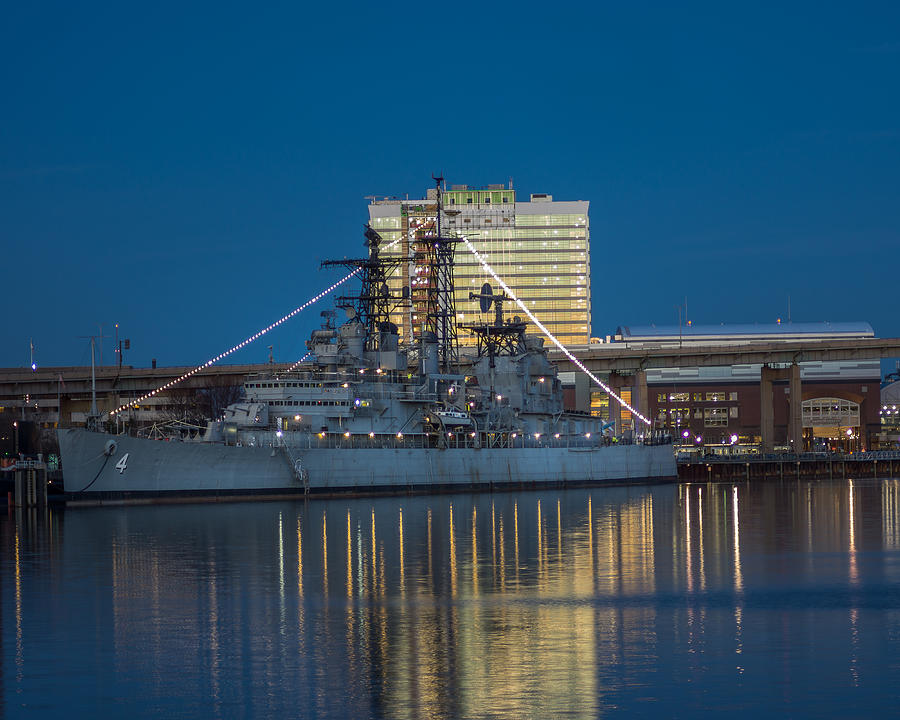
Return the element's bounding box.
[58,184,675,502]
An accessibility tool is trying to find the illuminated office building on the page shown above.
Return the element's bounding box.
[368,183,590,351]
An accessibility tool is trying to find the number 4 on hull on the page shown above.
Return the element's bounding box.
[115,453,129,474]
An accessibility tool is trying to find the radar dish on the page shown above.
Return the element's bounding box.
[343,306,357,319]
[479,283,493,313]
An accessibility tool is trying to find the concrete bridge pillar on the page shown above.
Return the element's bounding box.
[760,365,776,453]
[573,372,592,414]
[761,364,799,452]
[633,370,648,430]
[607,372,626,434]
[789,362,803,452]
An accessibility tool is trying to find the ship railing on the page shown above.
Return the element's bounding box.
[690,449,900,463]
[297,433,434,450]
[9,459,47,470]
[392,390,439,402]
[440,432,672,450]
[248,368,420,384]
[252,430,673,451]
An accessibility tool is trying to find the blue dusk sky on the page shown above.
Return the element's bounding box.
[2,2,899,372]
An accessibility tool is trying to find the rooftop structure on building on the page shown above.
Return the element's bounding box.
[368,181,590,352]
[614,321,874,346]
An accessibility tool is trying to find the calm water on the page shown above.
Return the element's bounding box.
[3,479,900,718]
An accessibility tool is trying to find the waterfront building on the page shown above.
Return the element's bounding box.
[368,183,590,351]
[881,371,900,448]
[591,321,883,452]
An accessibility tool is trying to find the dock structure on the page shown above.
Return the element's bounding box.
[678,451,900,482]
[4,458,49,506]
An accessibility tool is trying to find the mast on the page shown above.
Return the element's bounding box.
[324,177,460,370]
[321,224,406,351]
[90,336,98,417]
[425,174,459,372]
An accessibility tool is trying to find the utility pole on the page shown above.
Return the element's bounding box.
[676,305,683,349]
[95,323,111,366]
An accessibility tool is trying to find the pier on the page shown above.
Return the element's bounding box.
[678,451,900,481]
[2,457,50,506]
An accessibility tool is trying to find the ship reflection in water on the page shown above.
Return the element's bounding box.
[4,479,900,717]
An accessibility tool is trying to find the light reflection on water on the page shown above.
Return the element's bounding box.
[3,478,900,718]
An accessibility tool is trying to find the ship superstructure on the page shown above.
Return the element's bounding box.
[206,230,605,450]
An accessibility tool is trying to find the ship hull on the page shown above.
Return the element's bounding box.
[58,428,677,505]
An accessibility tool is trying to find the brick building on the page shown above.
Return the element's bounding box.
[611,322,881,453]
